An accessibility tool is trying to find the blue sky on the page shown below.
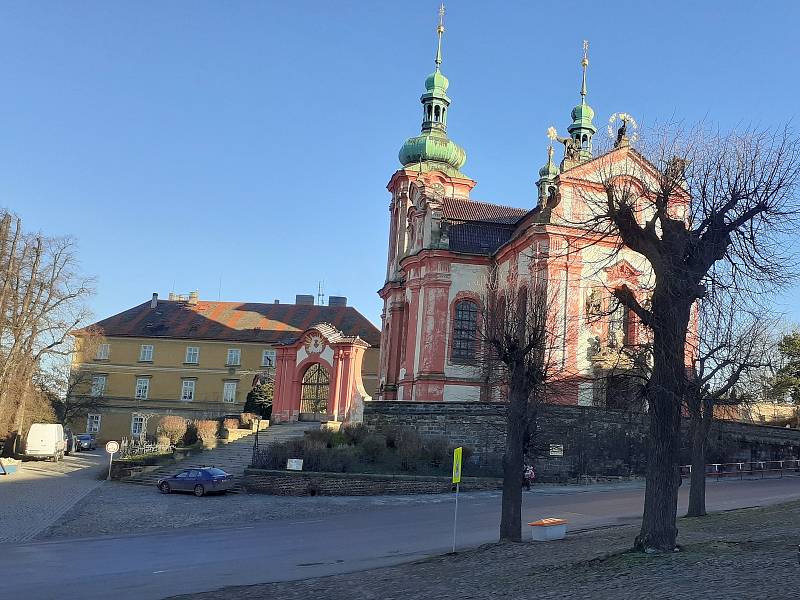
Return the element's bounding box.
[2,1,798,326]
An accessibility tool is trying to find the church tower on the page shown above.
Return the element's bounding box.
[378,4,475,401]
[566,41,597,162]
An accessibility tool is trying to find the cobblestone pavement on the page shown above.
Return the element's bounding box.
[0,450,105,542]
[38,478,483,540]
[171,500,800,600]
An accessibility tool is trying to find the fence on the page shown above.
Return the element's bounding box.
[680,459,800,480]
[119,436,171,458]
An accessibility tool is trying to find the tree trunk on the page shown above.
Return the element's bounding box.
[686,415,707,517]
[500,370,527,542]
[634,308,688,552]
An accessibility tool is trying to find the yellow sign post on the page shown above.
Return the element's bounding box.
[451,447,462,553]
[452,446,462,484]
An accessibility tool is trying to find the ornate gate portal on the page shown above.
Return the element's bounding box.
[299,363,329,421]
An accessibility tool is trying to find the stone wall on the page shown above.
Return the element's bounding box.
[364,401,800,482]
[242,468,501,496]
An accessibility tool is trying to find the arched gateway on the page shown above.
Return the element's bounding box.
[271,323,372,425]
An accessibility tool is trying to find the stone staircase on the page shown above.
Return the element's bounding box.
[121,422,317,493]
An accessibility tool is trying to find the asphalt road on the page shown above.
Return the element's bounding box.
[4,477,800,600]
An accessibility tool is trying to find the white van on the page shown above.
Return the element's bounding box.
[24,423,66,461]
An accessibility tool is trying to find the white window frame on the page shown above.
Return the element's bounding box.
[139,344,154,362]
[226,348,241,366]
[261,349,276,367]
[180,379,196,402]
[135,377,150,400]
[86,413,101,433]
[222,381,237,403]
[185,346,199,364]
[91,374,107,397]
[95,343,110,360]
[131,414,145,437]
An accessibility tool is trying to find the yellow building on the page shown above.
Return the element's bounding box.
[69,292,380,442]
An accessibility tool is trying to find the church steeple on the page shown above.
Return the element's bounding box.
[398,4,467,176]
[567,40,597,161]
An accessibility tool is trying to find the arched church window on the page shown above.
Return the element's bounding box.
[582,134,588,148]
[434,105,441,121]
[442,107,446,122]
[452,300,478,361]
[427,105,432,121]
[609,301,633,348]
[300,363,330,416]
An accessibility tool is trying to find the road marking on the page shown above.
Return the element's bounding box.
[152,570,170,574]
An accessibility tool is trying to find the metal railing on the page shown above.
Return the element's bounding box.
[680,459,800,480]
[119,437,172,458]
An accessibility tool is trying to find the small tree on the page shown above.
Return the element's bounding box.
[478,267,557,542]
[684,293,775,517]
[244,371,274,418]
[771,331,800,404]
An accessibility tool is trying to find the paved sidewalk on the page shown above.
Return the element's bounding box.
[0,451,106,542]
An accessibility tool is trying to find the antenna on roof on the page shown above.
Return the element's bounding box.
[317,281,325,306]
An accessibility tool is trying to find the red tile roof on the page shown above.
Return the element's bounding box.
[81,300,381,346]
[441,197,528,224]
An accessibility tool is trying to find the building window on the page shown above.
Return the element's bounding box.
[451,300,478,361]
[91,375,107,397]
[95,343,110,360]
[226,348,241,366]
[86,414,101,433]
[181,379,195,401]
[135,377,150,400]
[261,349,276,367]
[139,344,154,362]
[223,381,237,403]
[131,414,145,437]
[185,346,199,364]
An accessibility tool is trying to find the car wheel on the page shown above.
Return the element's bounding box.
[159,482,171,494]
[193,484,205,497]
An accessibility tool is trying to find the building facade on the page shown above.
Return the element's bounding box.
[377,24,682,406]
[70,293,380,441]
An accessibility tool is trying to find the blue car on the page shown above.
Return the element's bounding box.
[157,467,233,497]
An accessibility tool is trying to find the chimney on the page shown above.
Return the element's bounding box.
[150,293,158,309]
[295,294,315,306]
[188,291,199,305]
[328,296,347,307]
[274,299,280,304]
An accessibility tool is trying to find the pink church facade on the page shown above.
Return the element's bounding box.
[376,29,675,408]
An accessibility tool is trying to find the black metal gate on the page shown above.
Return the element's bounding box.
[300,363,329,420]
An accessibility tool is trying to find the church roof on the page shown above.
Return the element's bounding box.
[78,300,381,347]
[441,197,527,224]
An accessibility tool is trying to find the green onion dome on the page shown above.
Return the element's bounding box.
[399,134,466,171]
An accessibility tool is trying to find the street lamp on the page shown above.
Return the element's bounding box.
[252,414,262,465]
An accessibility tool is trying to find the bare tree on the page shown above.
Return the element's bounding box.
[48,328,108,425]
[577,126,800,551]
[0,211,93,452]
[477,266,558,542]
[684,292,776,517]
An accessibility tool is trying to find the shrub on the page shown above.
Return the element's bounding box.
[157,416,187,445]
[359,434,387,462]
[396,428,423,471]
[182,422,198,446]
[194,420,218,446]
[425,436,450,467]
[342,423,369,445]
[240,412,258,427]
[305,429,334,447]
[156,435,171,448]
[222,418,239,431]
